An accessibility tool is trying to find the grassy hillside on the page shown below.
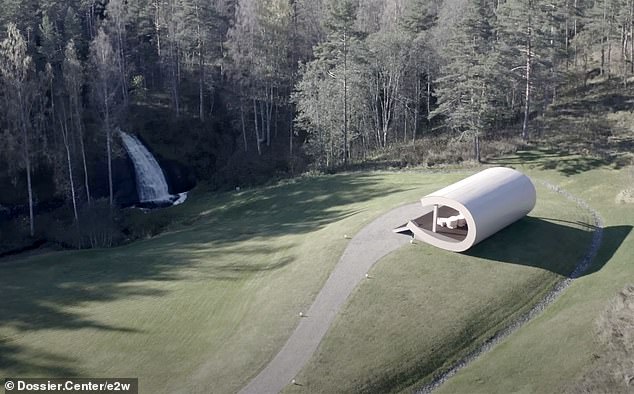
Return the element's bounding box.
[281,81,634,393]
[2,80,632,394]
[0,171,467,394]
[3,165,625,394]
[282,179,597,393]
[415,81,634,393]
[429,164,633,394]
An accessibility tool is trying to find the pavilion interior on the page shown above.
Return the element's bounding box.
[411,205,468,242]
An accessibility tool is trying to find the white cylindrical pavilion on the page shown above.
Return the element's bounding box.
[395,167,536,252]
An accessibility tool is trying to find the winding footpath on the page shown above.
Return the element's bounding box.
[240,180,604,394]
[239,203,422,394]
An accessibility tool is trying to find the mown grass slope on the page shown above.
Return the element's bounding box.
[2,80,631,394]
[283,180,596,393]
[0,171,469,394]
[429,80,634,394]
[431,164,633,394]
[284,81,634,393]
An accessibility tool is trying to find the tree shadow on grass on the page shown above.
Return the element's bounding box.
[465,217,632,277]
[0,340,78,377]
[485,81,634,176]
[0,172,410,376]
[180,174,413,239]
[484,148,632,176]
[550,92,634,116]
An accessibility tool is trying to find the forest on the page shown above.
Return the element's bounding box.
[0,0,633,248]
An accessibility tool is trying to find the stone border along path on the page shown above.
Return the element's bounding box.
[416,180,604,393]
[239,180,604,394]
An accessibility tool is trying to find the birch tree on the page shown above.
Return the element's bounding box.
[105,0,130,105]
[0,23,38,236]
[498,0,552,140]
[178,0,219,121]
[64,39,91,204]
[90,28,120,207]
[226,0,294,154]
[367,29,409,148]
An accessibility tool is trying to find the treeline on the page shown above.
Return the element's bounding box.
[1,0,633,240]
[294,0,634,166]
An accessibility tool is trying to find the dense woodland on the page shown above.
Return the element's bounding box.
[0,0,633,245]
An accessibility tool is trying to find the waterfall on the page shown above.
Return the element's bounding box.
[119,130,172,204]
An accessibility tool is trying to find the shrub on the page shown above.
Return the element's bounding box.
[121,207,173,240]
[77,199,125,249]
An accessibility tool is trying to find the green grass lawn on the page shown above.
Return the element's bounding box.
[2,163,631,394]
[0,171,471,394]
[430,164,634,394]
[282,179,597,393]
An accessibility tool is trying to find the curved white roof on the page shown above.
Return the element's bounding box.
[396,167,536,252]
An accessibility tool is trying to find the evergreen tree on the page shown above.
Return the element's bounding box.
[62,5,83,44]
[320,0,364,164]
[400,0,440,140]
[38,14,62,66]
[497,0,553,139]
[401,0,438,34]
[432,0,497,161]
[294,0,367,166]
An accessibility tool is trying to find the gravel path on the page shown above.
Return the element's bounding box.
[416,180,604,393]
[239,203,422,394]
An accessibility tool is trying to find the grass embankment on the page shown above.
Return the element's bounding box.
[430,164,634,394]
[284,81,634,393]
[2,133,631,393]
[567,283,634,393]
[427,80,634,394]
[283,180,596,393]
[0,171,468,394]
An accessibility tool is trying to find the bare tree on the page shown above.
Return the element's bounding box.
[226,0,293,155]
[165,0,182,115]
[90,28,120,207]
[58,98,79,224]
[368,30,408,148]
[0,23,38,236]
[64,40,91,204]
[105,0,130,105]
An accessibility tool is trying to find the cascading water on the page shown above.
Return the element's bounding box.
[119,129,173,204]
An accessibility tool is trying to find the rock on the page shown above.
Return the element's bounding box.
[159,157,196,194]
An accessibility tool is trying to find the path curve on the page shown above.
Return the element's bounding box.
[239,203,423,394]
[240,181,604,394]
